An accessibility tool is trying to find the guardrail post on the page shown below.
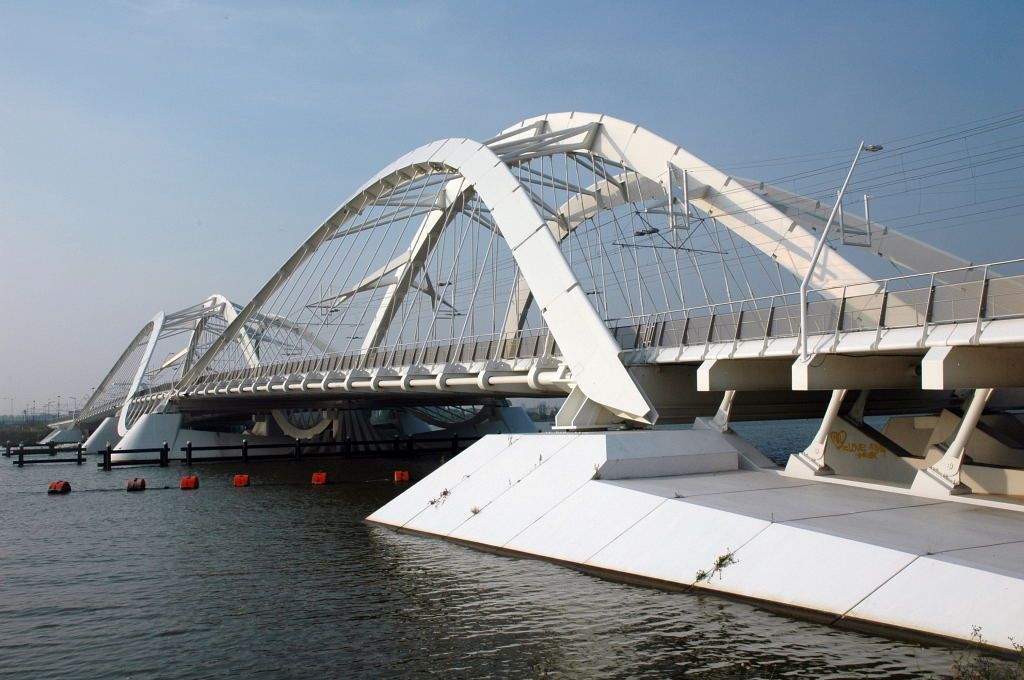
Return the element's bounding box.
[185,441,193,466]
[160,441,169,467]
[293,438,301,460]
[4,440,10,457]
[345,436,352,456]
[17,444,24,468]
[76,444,84,465]
[393,434,400,454]
[451,433,459,455]
[242,439,249,463]
[103,444,112,472]
[407,436,414,453]
[921,274,936,346]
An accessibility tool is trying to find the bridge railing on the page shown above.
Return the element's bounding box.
[186,326,562,391]
[134,259,1024,403]
[614,258,1024,352]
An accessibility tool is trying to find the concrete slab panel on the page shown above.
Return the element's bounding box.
[708,523,917,614]
[609,470,814,500]
[587,500,770,585]
[683,480,939,522]
[403,434,579,536]
[505,481,666,564]
[449,434,607,547]
[848,545,1024,646]
[785,502,1024,555]
[366,434,518,527]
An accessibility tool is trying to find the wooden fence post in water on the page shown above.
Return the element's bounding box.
[17,444,24,468]
[103,444,112,472]
[160,442,169,467]
[293,438,301,460]
[76,444,83,465]
[185,441,193,466]
[242,439,248,463]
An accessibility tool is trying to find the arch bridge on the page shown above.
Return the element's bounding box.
[66,113,1024,497]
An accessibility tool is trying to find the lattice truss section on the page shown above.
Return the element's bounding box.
[502,147,935,338]
[192,166,550,384]
[78,297,268,426]
[77,322,157,422]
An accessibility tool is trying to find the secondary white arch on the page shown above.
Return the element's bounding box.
[180,138,656,425]
[116,311,165,436]
[497,112,876,292]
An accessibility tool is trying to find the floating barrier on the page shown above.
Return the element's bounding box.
[179,475,199,490]
[233,474,250,487]
[393,470,410,482]
[126,478,146,492]
[311,471,328,485]
[47,480,71,494]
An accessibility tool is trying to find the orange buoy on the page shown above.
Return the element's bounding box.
[311,471,328,485]
[47,480,71,494]
[393,470,410,482]
[179,475,199,490]
[126,478,146,492]
[233,474,250,487]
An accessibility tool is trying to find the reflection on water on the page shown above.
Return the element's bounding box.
[0,425,983,678]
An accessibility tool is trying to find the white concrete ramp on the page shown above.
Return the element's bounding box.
[368,430,1024,650]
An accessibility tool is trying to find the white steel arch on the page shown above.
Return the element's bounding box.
[180,138,656,425]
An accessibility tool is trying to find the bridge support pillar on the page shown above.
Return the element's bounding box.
[554,386,631,431]
[910,387,994,497]
[922,346,1024,389]
[792,354,919,391]
[701,390,736,433]
[785,389,847,478]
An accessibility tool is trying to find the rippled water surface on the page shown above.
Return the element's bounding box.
[0,423,991,678]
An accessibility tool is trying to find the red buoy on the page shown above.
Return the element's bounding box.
[233,474,250,487]
[126,478,146,492]
[47,481,71,495]
[179,475,199,490]
[393,470,410,483]
[311,471,328,485]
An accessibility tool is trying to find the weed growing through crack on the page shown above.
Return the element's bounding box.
[695,550,738,584]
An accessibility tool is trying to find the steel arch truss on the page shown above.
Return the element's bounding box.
[172,113,965,427]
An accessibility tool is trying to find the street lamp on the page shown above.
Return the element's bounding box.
[798,140,884,360]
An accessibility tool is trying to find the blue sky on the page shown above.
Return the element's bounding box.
[1,0,1022,413]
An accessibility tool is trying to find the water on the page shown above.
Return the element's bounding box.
[0,424,994,679]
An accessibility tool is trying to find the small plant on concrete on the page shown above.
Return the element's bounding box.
[427,488,451,507]
[470,505,481,515]
[951,626,1024,679]
[592,464,602,480]
[695,550,738,584]
[674,491,684,498]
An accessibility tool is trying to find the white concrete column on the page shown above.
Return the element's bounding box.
[911,388,994,497]
[707,390,737,433]
[785,388,847,478]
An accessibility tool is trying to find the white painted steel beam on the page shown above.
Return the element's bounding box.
[697,358,792,392]
[792,354,920,391]
[921,346,1024,389]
